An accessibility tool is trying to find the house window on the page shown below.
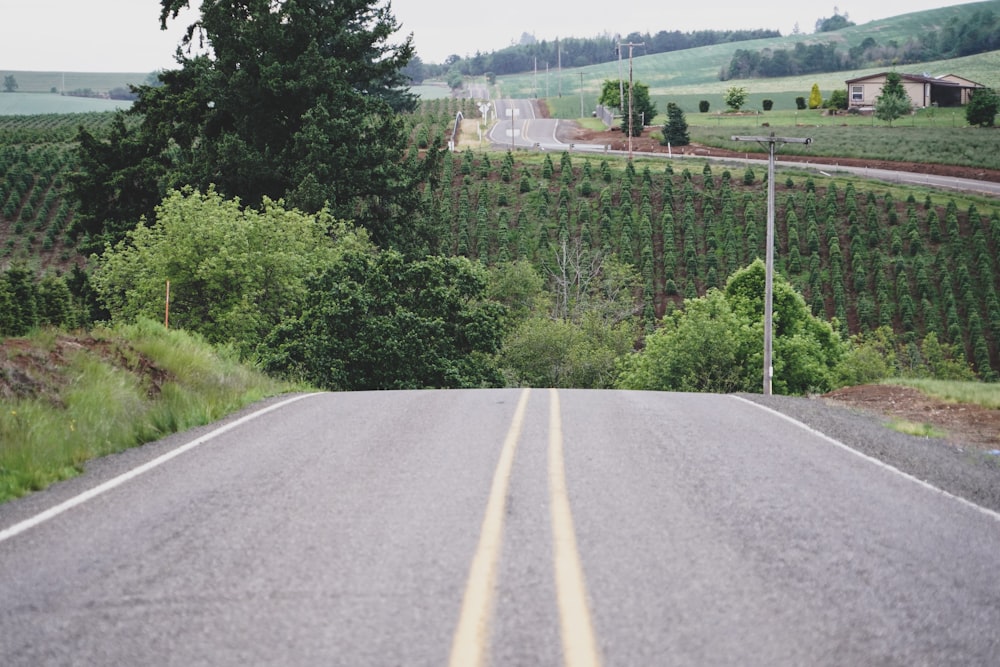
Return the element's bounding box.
[851,85,864,102]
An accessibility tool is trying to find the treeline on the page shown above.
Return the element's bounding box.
[722,9,1000,80]
[423,29,780,79]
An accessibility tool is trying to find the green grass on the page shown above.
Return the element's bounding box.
[0,92,132,116]
[887,418,949,438]
[887,378,1000,410]
[498,2,1000,120]
[1,71,152,94]
[412,84,455,100]
[0,319,299,503]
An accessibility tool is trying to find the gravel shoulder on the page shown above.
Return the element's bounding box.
[741,393,1000,516]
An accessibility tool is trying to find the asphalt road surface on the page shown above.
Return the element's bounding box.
[2,389,998,666]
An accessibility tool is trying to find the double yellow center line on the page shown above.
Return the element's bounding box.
[449,388,602,667]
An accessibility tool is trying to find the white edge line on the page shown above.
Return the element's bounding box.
[731,395,1000,524]
[0,392,321,544]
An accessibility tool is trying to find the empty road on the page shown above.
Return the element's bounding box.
[1,389,998,665]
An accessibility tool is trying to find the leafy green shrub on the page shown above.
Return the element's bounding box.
[92,188,366,357]
[699,100,710,113]
[618,261,845,394]
[795,96,807,110]
[762,99,774,111]
[262,251,506,390]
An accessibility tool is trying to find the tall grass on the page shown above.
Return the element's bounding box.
[0,319,297,502]
[888,378,1000,410]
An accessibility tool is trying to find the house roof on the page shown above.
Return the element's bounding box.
[845,72,984,89]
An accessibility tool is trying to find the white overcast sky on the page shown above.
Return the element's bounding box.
[0,0,981,72]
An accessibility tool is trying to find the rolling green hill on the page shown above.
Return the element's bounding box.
[494,0,1000,117]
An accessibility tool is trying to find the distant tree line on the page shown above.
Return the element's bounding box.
[433,29,780,78]
[722,9,1000,80]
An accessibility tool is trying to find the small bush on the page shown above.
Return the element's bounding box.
[795,96,806,110]
[699,100,710,113]
[762,99,774,111]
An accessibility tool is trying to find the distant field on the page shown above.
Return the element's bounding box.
[0,71,151,94]
[412,84,453,100]
[495,1,1000,118]
[0,93,131,116]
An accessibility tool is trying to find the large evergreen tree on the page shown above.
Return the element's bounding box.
[72,0,438,254]
[661,103,689,147]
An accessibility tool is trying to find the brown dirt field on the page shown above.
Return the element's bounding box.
[823,384,1000,451]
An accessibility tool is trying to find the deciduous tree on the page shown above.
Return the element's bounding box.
[724,85,748,111]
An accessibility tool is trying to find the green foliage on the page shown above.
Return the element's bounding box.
[91,189,367,356]
[75,0,434,254]
[762,99,774,111]
[835,327,975,385]
[661,103,690,147]
[3,75,18,93]
[826,89,849,110]
[725,86,748,111]
[600,79,657,137]
[617,288,758,393]
[875,72,912,126]
[699,100,710,113]
[0,264,39,336]
[0,320,291,502]
[795,96,807,110]
[816,11,855,32]
[618,261,845,394]
[966,87,999,128]
[262,250,506,390]
[808,84,822,110]
[501,313,633,388]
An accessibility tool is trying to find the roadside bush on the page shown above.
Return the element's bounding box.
[261,250,507,390]
[966,87,999,127]
[92,188,368,357]
[617,261,845,395]
[826,89,849,111]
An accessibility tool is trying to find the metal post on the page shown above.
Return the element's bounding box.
[510,106,515,152]
[730,132,812,395]
[617,41,644,160]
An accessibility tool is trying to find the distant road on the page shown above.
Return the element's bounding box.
[491,99,607,153]
[2,389,998,665]
[483,100,1000,197]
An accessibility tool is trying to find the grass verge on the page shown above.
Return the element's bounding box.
[887,418,948,439]
[887,378,1000,410]
[0,319,300,503]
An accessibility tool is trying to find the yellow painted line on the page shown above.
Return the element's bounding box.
[449,388,532,667]
[548,388,603,667]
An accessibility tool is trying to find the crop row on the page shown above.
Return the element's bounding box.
[424,147,1000,376]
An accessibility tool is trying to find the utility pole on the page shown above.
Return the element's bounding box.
[580,72,584,118]
[557,38,562,98]
[730,132,812,395]
[510,106,516,152]
[618,40,644,160]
